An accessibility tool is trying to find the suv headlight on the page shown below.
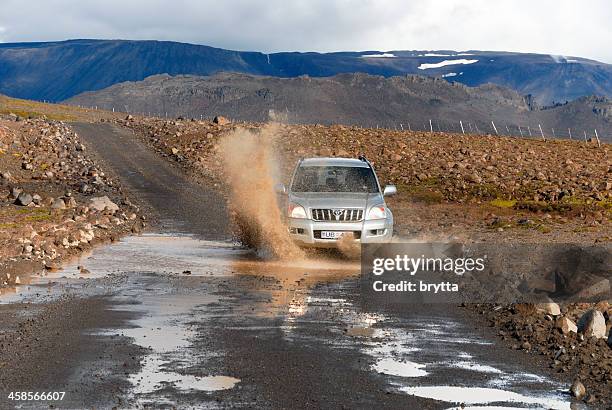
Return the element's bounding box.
[366,205,387,220]
[288,203,308,219]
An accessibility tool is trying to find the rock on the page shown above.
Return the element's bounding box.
[213,116,229,125]
[0,171,12,182]
[555,316,577,334]
[535,300,560,316]
[21,162,33,170]
[171,147,180,155]
[466,173,482,184]
[15,192,33,206]
[577,309,606,339]
[89,196,119,213]
[9,187,23,199]
[570,379,586,400]
[125,114,134,121]
[51,198,66,209]
[31,194,42,205]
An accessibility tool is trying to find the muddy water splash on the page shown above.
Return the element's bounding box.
[218,124,304,260]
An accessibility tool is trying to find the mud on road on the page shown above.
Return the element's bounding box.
[0,123,596,409]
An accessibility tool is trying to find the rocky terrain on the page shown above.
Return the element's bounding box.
[117,115,611,405]
[469,301,612,404]
[66,73,612,141]
[0,114,144,290]
[117,115,611,241]
[1,39,612,104]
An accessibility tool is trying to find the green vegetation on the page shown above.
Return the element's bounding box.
[396,179,445,204]
[490,198,517,208]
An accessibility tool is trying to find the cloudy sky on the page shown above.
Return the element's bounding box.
[0,0,610,63]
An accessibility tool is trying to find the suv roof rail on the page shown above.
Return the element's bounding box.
[358,155,368,162]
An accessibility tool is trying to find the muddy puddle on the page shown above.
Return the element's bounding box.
[0,231,576,408]
[102,290,240,405]
[279,294,573,409]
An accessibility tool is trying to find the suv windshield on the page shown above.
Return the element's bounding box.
[291,166,379,193]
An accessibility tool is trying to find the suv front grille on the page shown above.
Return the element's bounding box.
[311,208,364,222]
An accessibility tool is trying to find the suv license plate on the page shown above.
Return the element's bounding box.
[321,231,345,239]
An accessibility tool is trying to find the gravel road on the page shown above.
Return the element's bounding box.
[0,123,580,409]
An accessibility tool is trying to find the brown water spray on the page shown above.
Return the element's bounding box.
[218,124,304,260]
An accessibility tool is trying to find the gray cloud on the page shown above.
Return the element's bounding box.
[0,0,610,63]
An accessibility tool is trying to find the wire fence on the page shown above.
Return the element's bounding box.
[73,103,608,146]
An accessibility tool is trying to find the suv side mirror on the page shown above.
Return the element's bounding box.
[274,183,287,194]
[383,185,397,196]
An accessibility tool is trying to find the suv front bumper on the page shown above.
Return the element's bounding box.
[287,217,392,248]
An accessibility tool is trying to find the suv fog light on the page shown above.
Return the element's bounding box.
[369,229,386,236]
[289,227,305,234]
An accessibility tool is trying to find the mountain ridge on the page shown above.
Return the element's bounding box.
[0,39,610,104]
[65,72,611,141]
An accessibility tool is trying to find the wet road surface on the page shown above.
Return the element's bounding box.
[0,123,577,409]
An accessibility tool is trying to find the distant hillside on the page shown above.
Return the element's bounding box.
[0,39,611,104]
[66,72,611,141]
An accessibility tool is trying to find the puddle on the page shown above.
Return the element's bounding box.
[106,291,240,403]
[0,233,249,304]
[64,233,246,277]
[401,386,571,410]
[374,358,429,377]
[132,355,239,394]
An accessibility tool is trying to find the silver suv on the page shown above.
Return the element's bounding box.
[279,157,396,247]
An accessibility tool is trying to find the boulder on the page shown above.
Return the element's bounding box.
[15,192,33,206]
[51,198,66,209]
[555,316,577,334]
[213,116,229,125]
[570,379,586,400]
[535,300,561,316]
[577,309,606,339]
[89,196,119,213]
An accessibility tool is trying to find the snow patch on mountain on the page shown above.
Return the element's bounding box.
[418,59,479,70]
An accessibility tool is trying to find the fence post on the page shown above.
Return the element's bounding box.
[491,121,499,135]
[429,119,433,133]
[538,124,545,141]
[518,125,523,137]
[583,131,587,141]
[527,126,532,137]
[594,129,601,147]
[460,121,465,134]
[568,128,572,140]
[552,128,555,138]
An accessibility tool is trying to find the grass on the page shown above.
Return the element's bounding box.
[490,198,517,208]
[0,222,18,229]
[25,213,52,222]
[396,179,445,204]
[0,108,75,122]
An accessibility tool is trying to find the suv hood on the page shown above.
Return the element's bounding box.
[289,192,384,210]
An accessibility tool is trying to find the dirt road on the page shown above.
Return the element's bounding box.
[0,123,580,409]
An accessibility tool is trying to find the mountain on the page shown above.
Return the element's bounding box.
[66,72,612,141]
[0,39,610,105]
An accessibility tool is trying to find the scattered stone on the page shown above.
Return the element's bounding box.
[577,309,606,339]
[570,379,586,400]
[51,198,66,209]
[15,192,33,206]
[535,300,560,316]
[213,116,229,125]
[555,317,577,334]
[89,196,119,213]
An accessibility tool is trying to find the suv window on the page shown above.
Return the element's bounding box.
[291,166,379,193]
